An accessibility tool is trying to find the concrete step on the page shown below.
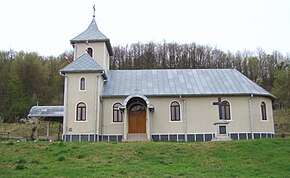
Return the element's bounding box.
[125,133,149,142]
[211,135,232,142]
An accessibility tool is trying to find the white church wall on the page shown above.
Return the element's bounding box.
[101,98,124,135]
[65,73,99,134]
[251,97,275,133]
[74,42,109,70]
[97,95,274,136]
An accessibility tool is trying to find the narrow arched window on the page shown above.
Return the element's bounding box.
[113,103,122,122]
[221,101,231,120]
[261,102,267,120]
[170,101,180,121]
[87,47,93,57]
[80,77,85,90]
[76,102,86,121]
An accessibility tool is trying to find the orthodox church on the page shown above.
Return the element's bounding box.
[59,16,275,142]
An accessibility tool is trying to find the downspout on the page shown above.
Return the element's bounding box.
[248,94,254,139]
[95,71,105,141]
[100,71,105,139]
[60,72,68,141]
[180,95,188,141]
[94,73,102,142]
[100,95,104,139]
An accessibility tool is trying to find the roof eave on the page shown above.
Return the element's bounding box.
[101,93,275,100]
[60,70,104,74]
[60,70,108,80]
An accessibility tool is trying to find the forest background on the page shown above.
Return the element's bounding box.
[0,42,289,133]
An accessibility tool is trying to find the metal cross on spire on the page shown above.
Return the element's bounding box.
[93,5,96,18]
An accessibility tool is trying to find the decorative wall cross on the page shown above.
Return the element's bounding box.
[213,96,223,120]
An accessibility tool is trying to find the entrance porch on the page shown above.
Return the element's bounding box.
[120,95,154,141]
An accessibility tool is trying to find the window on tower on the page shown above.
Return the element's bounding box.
[87,47,93,57]
[80,77,85,90]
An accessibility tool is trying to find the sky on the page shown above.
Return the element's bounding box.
[0,0,289,56]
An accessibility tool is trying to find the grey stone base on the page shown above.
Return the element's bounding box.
[152,133,275,142]
[62,134,123,142]
[62,133,274,142]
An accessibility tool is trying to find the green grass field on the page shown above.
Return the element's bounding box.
[0,138,289,177]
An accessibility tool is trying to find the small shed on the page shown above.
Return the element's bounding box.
[28,106,64,122]
[27,106,64,140]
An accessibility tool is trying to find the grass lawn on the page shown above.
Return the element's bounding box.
[0,138,289,177]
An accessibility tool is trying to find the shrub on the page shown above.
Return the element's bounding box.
[57,156,65,162]
[15,164,26,170]
[6,141,14,145]
[77,154,85,159]
[31,159,40,164]
[15,158,26,164]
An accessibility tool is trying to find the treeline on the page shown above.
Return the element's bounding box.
[111,42,290,107]
[0,42,289,122]
[0,51,69,122]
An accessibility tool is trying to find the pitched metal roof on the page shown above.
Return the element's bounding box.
[70,18,113,56]
[28,106,64,118]
[60,53,105,75]
[102,69,275,99]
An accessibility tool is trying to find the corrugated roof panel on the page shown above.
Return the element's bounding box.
[102,69,274,99]
[60,53,104,74]
[28,106,64,117]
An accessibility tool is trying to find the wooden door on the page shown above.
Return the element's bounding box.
[129,111,146,133]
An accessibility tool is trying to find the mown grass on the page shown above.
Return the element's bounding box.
[0,138,289,177]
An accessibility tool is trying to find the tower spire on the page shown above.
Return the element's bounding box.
[93,5,95,18]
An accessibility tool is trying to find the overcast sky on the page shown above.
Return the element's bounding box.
[0,0,289,56]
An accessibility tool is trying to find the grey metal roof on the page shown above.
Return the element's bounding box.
[28,106,63,117]
[70,18,113,56]
[60,53,106,76]
[102,69,275,99]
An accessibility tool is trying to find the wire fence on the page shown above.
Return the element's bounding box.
[0,122,62,141]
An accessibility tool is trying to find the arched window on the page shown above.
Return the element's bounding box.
[221,101,231,120]
[113,103,122,122]
[170,101,180,121]
[87,47,93,57]
[80,77,85,90]
[76,102,86,121]
[261,102,267,120]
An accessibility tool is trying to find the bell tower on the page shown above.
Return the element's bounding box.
[70,10,113,70]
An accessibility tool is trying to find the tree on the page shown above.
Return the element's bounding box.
[272,63,290,109]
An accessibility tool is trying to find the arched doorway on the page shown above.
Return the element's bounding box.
[127,98,147,133]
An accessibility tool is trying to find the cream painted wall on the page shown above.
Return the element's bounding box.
[74,42,110,70]
[95,95,274,135]
[251,97,275,133]
[65,73,102,134]
[100,98,124,134]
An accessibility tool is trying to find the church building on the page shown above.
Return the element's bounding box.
[59,16,275,142]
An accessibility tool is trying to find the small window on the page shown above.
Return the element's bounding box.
[87,47,93,57]
[221,101,231,120]
[113,103,122,122]
[170,101,180,121]
[80,77,85,90]
[76,102,86,121]
[219,126,227,134]
[261,102,267,120]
